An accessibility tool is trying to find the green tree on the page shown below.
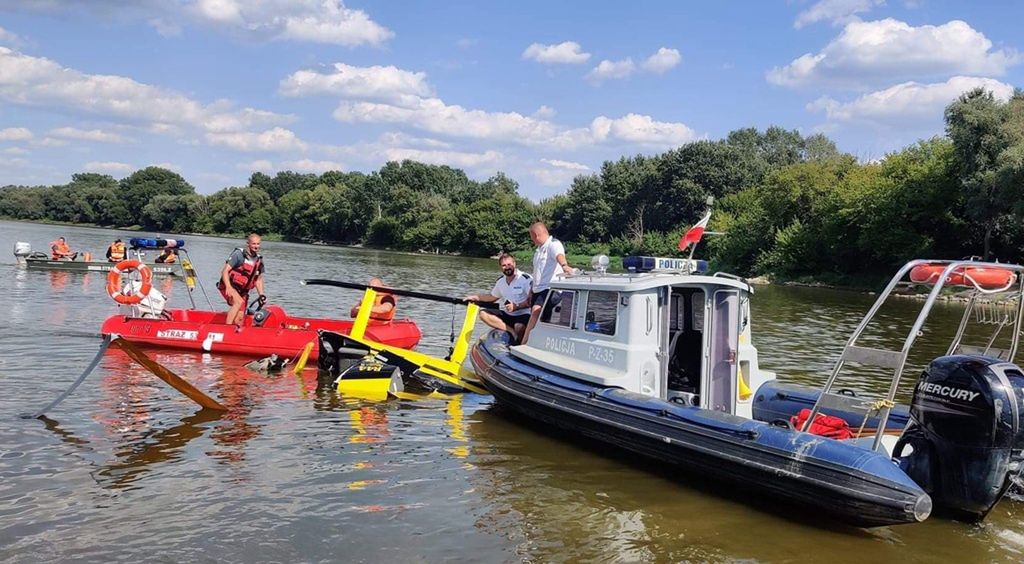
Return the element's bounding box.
[119,167,195,225]
[206,187,277,235]
[945,89,1024,258]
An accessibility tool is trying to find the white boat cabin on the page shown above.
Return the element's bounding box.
[509,256,775,418]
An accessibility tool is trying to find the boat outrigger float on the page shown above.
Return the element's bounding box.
[471,255,1024,527]
[307,279,490,399]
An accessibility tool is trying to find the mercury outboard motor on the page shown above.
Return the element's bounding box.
[895,355,1024,521]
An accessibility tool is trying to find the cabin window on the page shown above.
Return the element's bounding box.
[584,291,617,336]
[691,292,705,331]
[540,290,577,328]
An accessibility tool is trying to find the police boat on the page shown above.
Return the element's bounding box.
[470,257,1024,527]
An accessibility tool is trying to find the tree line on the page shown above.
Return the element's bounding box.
[1,88,1022,282]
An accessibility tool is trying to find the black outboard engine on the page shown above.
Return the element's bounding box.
[895,355,1024,521]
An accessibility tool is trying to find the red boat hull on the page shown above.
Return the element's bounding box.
[100,305,421,359]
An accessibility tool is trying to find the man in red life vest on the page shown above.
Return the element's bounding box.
[349,277,397,321]
[217,233,266,325]
[50,236,78,261]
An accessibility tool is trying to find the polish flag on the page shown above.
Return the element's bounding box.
[678,210,711,251]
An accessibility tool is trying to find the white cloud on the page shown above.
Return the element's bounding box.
[376,131,452,149]
[522,41,591,64]
[333,97,587,148]
[381,147,503,170]
[586,58,636,82]
[148,17,183,37]
[533,105,557,119]
[84,161,133,174]
[0,127,32,141]
[32,137,67,147]
[769,19,1022,89]
[540,158,589,171]
[334,96,698,149]
[590,114,699,146]
[280,158,344,173]
[0,47,293,136]
[808,76,1016,128]
[641,48,681,74]
[186,0,393,46]
[152,162,182,172]
[49,126,130,143]
[279,62,433,103]
[3,146,29,155]
[456,38,476,49]
[532,159,592,187]
[205,127,308,152]
[237,159,274,172]
[794,0,883,29]
[0,25,22,46]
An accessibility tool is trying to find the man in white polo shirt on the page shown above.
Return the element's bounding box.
[464,253,533,344]
[523,221,572,344]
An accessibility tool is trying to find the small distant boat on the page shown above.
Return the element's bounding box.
[101,305,421,360]
[14,240,180,276]
[471,256,1024,527]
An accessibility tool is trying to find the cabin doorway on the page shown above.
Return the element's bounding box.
[667,288,705,404]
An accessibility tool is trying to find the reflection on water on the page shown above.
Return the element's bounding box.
[1,220,1024,562]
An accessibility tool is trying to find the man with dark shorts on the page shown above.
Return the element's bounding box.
[217,233,266,325]
[522,222,572,344]
[464,253,532,344]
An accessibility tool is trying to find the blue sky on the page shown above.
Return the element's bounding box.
[0,0,1021,200]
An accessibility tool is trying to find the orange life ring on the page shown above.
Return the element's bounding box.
[106,259,152,305]
[909,264,1016,290]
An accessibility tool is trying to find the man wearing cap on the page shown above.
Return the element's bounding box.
[106,238,126,262]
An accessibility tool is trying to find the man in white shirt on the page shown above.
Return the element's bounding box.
[523,221,572,344]
[464,254,533,344]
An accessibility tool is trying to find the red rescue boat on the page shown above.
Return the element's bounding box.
[100,305,421,359]
[909,263,1017,290]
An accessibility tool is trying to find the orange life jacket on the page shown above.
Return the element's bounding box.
[50,240,71,259]
[370,292,397,322]
[159,251,177,264]
[227,249,262,292]
[108,242,126,261]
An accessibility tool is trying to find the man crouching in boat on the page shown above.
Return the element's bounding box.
[218,233,266,326]
[463,253,532,344]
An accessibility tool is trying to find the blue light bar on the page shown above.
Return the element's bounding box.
[129,237,185,250]
[623,256,708,274]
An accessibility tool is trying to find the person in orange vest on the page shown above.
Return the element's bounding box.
[49,237,78,261]
[155,248,178,263]
[218,233,266,326]
[349,277,397,321]
[106,239,126,262]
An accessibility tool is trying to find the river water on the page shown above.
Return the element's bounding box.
[1,220,1022,563]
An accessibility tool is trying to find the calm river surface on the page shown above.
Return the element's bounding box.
[1,220,1023,563]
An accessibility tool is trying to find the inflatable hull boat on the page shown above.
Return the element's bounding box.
[472,331,931,527]
[101,305,421,359]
